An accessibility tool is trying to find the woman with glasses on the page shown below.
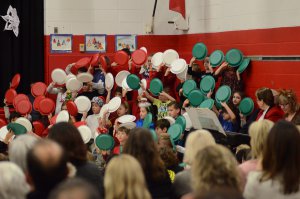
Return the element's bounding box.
[278,89,300,125]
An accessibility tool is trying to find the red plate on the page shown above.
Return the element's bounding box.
[74,121,87,128]
[13,94,29,109]
[33,121,45,137]
[38,98,55,115]
[132,49,147,65]
[33,95,46,111]
[16,99,32,115]
[31,82,47,97]
[66,101,78,116]
[99,55,108,72]
[49,114,58,125]
[75,57,91,69]
[5,89,17,105]
[114,51,129,65]
[10,73,21,89]
[70,64,79,75]
[90,54,100,67]
[0,118,7,128]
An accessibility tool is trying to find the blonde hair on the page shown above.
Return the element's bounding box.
[183,130,215,165]
[249,120,274,159]
[191,145,241,195]
[104,154,151,199]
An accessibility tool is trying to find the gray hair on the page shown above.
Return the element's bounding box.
[0,162,30,199]
[8,134,38,172]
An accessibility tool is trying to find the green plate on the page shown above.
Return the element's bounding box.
[215,99,223,109]
[192,43,207,60]
[7,123,27,135]
[225,49,243,67]
[199,99,214,109]
[175,115,186,131]
[95,134,115,150]
[167,123,183,141]
[149,129,158,142]
[126,74,141,90]
[188,89,205,107]
[200,75,215,94]
[216,85,231,102]
[237,58,250,73]
[149,78,163,96]
[209,50,224,67]
[143,113,153,128]
[183,80,197,97]
[239,97,254,116]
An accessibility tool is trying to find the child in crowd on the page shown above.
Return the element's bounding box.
[167,101,181,119]
[113,126,130,154]
[217,102,240,132]
[136,106,155,129]
[155,119,170,137]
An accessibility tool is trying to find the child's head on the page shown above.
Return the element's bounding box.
[116,126,130,146]
[9,111,21,123]
[114,87,122,98]
[91,96,104,114]
[139,107,149,120]
[232,91,245,106]
[158,133,173,149]
[82,83,92,92]
[117,101,130,117]
[158,87,171,102]
[155,119,170,136]
[167,101,181,119]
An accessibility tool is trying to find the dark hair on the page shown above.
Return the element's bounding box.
[159,147,178,169]
[233,91,245,100]
[78,67,88,73]
[235,148,251,164]
[195,188,244,199]
[167,101,181,110]
[9,111,21,122]
[222,102,235,114]
[123,128,167,181]
[117,126,130,135]
[256,87,274,107]
[261,120,300,194]
[48,122,87,166]
[121,48,131,57]
[155,119,170,130]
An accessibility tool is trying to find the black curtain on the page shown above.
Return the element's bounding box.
[0,0,44,105]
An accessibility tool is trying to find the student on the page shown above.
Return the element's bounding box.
[155,119,170,137]
[217,102,240,132]
[114,126,130,154]
[167,101,181,119]
[136,105,155,129]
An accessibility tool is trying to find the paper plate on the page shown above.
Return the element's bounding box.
[15,117,32,132]
[188,89,205,107]
[33,95,45,111]
[132,49,147,65]
[114,50,129,65]
[183,80,197,97]
[119,122,136,129]
[13,94,29,108]
[126,74,140,90]
[90,54,100,67]
[209,50,225,67]
[0,126,8,141]
[199,99,215,109]
[78,125,92,144]
[31,82,47,97]
[117,114,136,123]
[149,78,163,96]
[74,96,91,114]
[177,66,188,81]
[151,52,164,68]
[95,134,115,150]
[99,55,109,72]
[66,74,76,82]
[51,69,67,85]
[5,88,17,105]
[167,123,183,141]
[163,49,179,67]
[200,75,215,94]
[239,97,254,116]
[215,100,223,109]
[74,57,91,70]
[225,49,244,67]
[7,123,27,135]
[115,70,130,87]
[66,77,83,92]
[56,110,70,123]
[33,121,45,137]
[122,78,133,91]
[192,43,207,60]
[149,129,158,142]
[107,97,121,113]
[0,118,7,129]
[175,115,186,132]
[76,72,94,83]
[170,59,187,74]
[16,100,32,115]
[183,112,192,130]
[237,58,250,73]
[39,98,55,115]
[105,73,114,91]
[66,101,78,116]
[140,47,147,53]
[216,85,232,102]
[10,74,21,89]
[163,116,176,125]
[143,113,153,128]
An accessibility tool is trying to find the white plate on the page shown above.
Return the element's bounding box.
[66,74,76,82]
[119,122,136,129]
[0,126,8,141]
[122,78,133,91]
[117,114,136,123]
[163,49,179,67]
[140,47,147,54]
[115,70,130,87]
[183,112,193,130]
[15,117,32,133]
[98,104,110,119]
[107,97,121,113]
[66,77,83,92]
[176,65,188,81]
[78,125,92,144]
[56,110,70,123]
[151,52,164,68]
[76,72,94,83]
[170,59,187,74]
[163,116,175,125]
[105,73,114,91]
[51,69,67,85]
[74,96,91,113]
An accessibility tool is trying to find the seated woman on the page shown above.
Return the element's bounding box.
[278,89,300,125]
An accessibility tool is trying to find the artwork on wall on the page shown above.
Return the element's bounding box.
[115,35,137,52]
[85,34,106,53]
[50,34,72,53]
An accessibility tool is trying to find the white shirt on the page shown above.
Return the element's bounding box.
[258,107,269,121]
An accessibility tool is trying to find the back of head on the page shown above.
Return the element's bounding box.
[249,120,274,159]
[262,120,300,194]
[48,122,87,166]
[0,162,30,199]
[256,87,274,107]
[184,130,216,165]
[8,134,38,172]
[156,119,170,130]
[104,154,151,199]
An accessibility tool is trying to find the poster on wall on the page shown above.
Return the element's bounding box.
[115,35,137,52]
[85,34,106,53]
[50,34,72,53]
